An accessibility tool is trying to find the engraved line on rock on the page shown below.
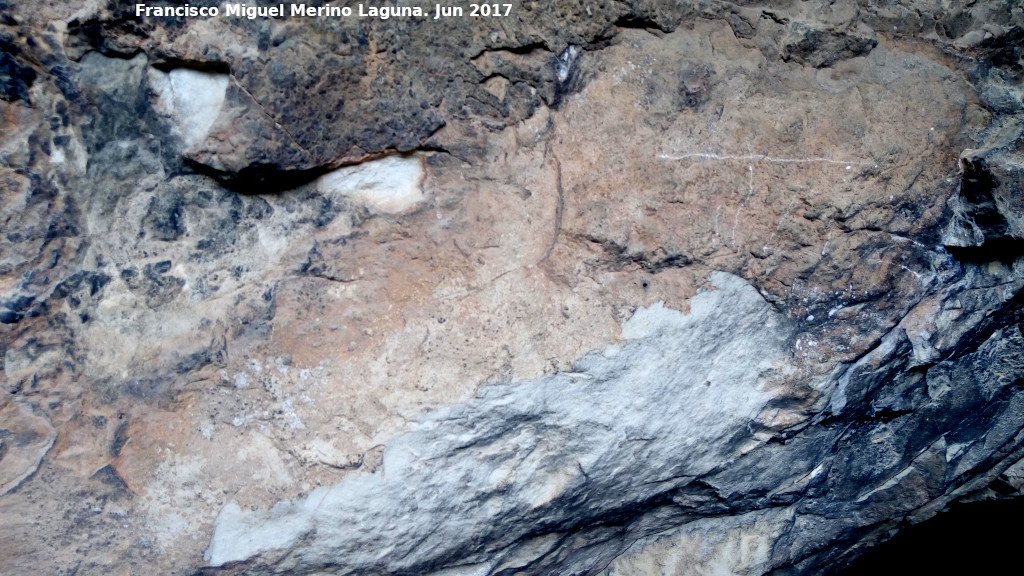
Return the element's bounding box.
[658,152,876,167]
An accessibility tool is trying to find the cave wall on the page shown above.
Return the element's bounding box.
[1,1,1023,575]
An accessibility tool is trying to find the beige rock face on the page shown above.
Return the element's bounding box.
[1,1,1023,575]
[604,509,795,576]
[0,394,56,495]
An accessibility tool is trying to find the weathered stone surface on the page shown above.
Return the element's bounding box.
[0,393,57,495]
[204,273,793,570]
[0,1,1022,575]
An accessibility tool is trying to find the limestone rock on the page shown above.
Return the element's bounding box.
[0,394,57,495]
[0,1,1023,575]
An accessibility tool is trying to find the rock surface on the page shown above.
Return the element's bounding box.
[0,1,1022,575]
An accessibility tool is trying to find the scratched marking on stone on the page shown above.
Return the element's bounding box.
[658,152,876,168]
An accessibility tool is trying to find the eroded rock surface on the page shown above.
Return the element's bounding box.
[1,1,1022,575]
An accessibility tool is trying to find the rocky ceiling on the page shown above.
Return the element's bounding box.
[1,1,1023,575]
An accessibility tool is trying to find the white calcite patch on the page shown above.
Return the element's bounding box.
[316,155,426,214]
[620,301,685,340]
[148,68,229,147]
[205,272,794,570]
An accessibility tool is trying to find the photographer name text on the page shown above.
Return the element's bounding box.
[135,3,514,20]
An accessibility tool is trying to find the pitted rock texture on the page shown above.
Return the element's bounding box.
[1,1,1023,575]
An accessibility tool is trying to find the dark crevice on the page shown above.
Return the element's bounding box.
[945,237,1024,264]
[185,151,404,195]
[944,155,1022,264]
[762,11,790,25]
[469,42,552,61]
[859,408,914,423]
[612,15,669,33]
[150,58,231,74]
[831,498,1024,576]
[184,158,330,194]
